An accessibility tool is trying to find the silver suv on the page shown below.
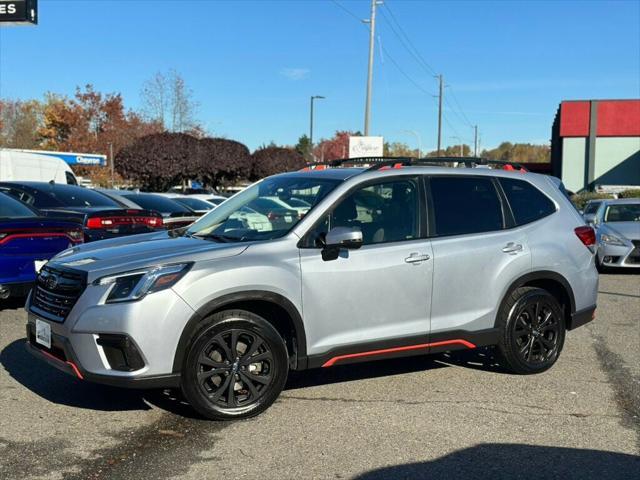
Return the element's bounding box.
[25,159,599,420]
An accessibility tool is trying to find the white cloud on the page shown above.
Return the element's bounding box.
[279,68,310,81]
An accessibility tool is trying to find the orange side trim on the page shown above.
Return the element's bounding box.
[40,349,84,380]
[321,339,476,367]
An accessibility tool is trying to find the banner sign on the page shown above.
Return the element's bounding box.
[35,151,107,166]
[349,136,384,158]
[0,0,37,26]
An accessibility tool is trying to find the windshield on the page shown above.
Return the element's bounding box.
[122,194,193,214]
[185,176,341,241]
[604,204,640,222]
[0,192,36,218]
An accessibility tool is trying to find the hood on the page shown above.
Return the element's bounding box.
[48,230,248,282]
[602,222,640,240]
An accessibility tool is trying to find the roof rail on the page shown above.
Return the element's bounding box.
[303,156,527,172]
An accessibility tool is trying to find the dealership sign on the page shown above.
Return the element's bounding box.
[349,136,384,158]
[0,0,37,26]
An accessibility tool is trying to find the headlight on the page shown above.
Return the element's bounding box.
[601,233,625,246]
[96,263,192,303]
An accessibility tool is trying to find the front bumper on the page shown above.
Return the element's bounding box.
[25,284,195,388]
[598,241,640,268]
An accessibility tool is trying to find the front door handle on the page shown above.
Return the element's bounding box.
[405,253,430,264]
[502,242,523,254]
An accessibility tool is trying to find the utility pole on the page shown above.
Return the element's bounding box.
[436,74,443,154]
[473,125,478,156]
[309,95,325,161]
[363,0,381,136]
[109,142,114,187]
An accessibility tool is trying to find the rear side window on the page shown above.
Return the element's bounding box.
[499,178,556,225]
[122,194,192,214]
[583,202,601,215]
[430,176,503,236]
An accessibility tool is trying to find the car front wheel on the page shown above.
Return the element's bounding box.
[181,310,289,420]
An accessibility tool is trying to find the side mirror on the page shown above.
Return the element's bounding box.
[322,227,363,261]
[583,213,596,225]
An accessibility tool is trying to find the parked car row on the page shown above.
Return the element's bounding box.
[0,178,326,301]
[0,182,239,300]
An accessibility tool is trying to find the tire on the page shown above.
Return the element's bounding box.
[497,287,566,375]
[181,309,289,420]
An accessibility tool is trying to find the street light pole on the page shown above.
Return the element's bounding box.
[109,142,114,187]
[309,95,325,161]
[363,0,381,136]
[473,125,478,156]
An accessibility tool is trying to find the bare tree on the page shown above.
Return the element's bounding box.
[140,70,199,133]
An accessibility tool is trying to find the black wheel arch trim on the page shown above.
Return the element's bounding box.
[496,270,577,328]
[172,290,308,373]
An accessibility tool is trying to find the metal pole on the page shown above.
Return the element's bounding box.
[474,125,478,156]
[309,96,314,160]
[437,74,443,154]
[109,142,114,187]
[364,0,379,136]
[309,96,325,162]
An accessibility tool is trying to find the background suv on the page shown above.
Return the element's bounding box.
[24,160,598,420]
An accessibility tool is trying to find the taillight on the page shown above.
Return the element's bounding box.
[66,228,84,244]
[86,216,165,229]
[575,226,596,247]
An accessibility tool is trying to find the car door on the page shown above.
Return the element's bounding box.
[298,176,433,364]
[426,175,531,339]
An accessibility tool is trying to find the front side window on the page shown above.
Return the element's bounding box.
[499,178,556,225]
[430,176,503,236]
[306,179,419,246]
[185,176,341,242]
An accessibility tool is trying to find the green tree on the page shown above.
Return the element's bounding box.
[295,134,311,158]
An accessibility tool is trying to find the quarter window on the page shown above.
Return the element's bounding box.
[499,178,556,225]
[430,176,503,236]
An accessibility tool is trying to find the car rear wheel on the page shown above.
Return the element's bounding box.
[497,287,566,374]
[181,310,289,420]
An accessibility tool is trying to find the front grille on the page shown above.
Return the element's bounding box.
[30,266,86,322]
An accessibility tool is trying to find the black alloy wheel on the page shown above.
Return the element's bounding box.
[512,299,561,365]
[498,287,566,374]
[196,328,274,408]
[182,310,289,420]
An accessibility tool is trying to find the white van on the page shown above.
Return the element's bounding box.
[0,149,79,184]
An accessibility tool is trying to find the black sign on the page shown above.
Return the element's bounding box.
[0,0,37,25]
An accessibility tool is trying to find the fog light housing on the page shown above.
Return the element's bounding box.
[96,334,145,371]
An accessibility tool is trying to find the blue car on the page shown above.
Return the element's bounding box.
[0,192,84,299]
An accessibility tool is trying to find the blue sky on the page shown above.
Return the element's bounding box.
[1,0,639,152]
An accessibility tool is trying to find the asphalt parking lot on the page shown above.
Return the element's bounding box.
[0,274,638,480]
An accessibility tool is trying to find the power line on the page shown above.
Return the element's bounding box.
[380,2,438,76]
[447,86,474,128]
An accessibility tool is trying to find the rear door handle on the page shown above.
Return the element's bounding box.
[502,242,523,254]
[405,253,430,264]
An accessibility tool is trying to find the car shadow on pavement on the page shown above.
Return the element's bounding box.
[353,443,640,480]
[0,339,153,412]
[0,298,27,312]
